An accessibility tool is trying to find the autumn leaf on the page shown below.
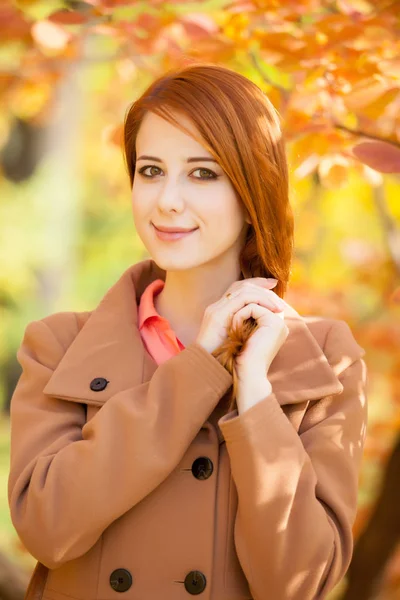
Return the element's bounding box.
[352,140,400,173]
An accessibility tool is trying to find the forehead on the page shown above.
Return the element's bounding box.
[136,111,207,155]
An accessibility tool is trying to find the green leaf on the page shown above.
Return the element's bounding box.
[162,0,233,15]
[258,62,293,91]
[15,0,68,20]
[111,2,158,21]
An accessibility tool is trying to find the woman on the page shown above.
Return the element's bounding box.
[8,63,368,600]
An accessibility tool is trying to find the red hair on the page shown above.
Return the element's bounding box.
[123,62,294,414]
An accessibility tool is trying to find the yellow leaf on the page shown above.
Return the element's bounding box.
[361,88,400,119]
[10,78,53,119]
[380,58,400,79]
[343,79,393,110]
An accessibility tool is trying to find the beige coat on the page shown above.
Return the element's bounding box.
[8,259,368,600]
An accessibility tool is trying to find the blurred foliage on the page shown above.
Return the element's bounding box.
[0,0,399,597]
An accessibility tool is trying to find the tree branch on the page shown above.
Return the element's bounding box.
[333,123,400,151]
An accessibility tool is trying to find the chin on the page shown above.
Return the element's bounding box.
[154,258,201,271]
[149,252,204,272]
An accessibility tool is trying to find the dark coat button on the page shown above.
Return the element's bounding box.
[109,568,132,592]
[192,457,213,480]
[90,377,109,392]
[184,570,207,595]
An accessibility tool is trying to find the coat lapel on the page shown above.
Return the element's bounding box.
[43,259,350,408]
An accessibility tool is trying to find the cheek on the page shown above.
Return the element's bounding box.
[130,202,150,241]
[207,184,243,224]
[214,205,246,237]
[131,189,151,220]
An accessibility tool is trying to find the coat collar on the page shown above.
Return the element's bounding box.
[43,259,349,407]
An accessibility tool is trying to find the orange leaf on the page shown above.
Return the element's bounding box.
[380,58,400,79]
[343,80,395,111]
[181,13,218,38]
[48,10,90,25]
[360,88,400,120]
[318,155,350,187]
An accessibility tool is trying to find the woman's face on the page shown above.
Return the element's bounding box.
[131,110,251,272]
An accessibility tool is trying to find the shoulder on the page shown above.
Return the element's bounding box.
[40,311,92,346]
[19,311,93,369]
[303,316,366,375]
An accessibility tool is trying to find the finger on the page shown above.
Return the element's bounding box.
[226,296,283,316]
[244,279,278,290]
[227,278,278,296]
[232,303,281,329]
[226,284,282,301]
[238,287,285,312]
[251,277,278,286]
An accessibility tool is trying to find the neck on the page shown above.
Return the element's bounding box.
[154,260,243,347]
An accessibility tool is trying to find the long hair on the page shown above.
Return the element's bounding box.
[123,62,294,415]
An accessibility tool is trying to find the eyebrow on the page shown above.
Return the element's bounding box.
[136,155,217,163]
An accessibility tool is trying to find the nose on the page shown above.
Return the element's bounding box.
[156,177,185,213]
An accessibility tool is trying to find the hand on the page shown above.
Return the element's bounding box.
[195,278,285,355]
[232,302,289,389]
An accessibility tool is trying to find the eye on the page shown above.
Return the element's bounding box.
[137,165,219,180]
[191,168,218,180]
[138,165,162,178]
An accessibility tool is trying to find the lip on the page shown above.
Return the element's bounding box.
[152,223,199,242]
[153,224,197,233]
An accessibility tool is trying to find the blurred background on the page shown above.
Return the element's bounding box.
[0,0,399,598]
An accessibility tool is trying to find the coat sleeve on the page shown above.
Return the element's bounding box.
[218,319,368,600]
[8,315,233,569]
